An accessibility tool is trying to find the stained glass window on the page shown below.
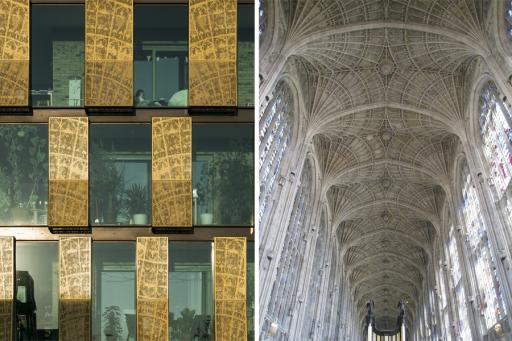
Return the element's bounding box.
[456,284,471,340]
[437,259,452,341]
[506,1,512,39]
[259,82,294,222]
[259,0,266,36]
[461,167,506,329]
[447,227,469,340]
[480,82,512,195]
[264,160,313,335]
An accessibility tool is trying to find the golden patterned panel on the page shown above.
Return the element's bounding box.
[152,117,191,181]
[137,237,168,341]
[85,0,133,107]
[48,117,88,227]
[152,181,192,227]
[49,117,88,181]
[189,0,237,107]
[152,117,192,227]
[0,0,29,106]
[59,237,91,341]
[0,237,13,341]
[214,237,247,341]
[49,180,89,227]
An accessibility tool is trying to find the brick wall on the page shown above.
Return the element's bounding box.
[52,41,84,106]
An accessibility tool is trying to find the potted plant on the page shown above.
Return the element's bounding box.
[210,141,254,225]
[196,164,214,225]
[170,308,211,340]
[125,183,148,225]
[102,305,128,341]
[90,142,125,224]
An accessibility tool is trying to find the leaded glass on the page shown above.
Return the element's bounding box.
[264,160,313,334]
[507,1,512,39]
[461,167,506,329]
[259,82,293,221]
[456,283,471,341]
[259,0,266,36]
[438,259,451,341]
[479,82,512,195]
[447,227,470,340]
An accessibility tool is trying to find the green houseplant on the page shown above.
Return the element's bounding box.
[102,305,127,341]
[196,163,214,225]
[0,125,47,224]
[90,142,125,224]
[210,141,254,225]
[170,308,211,340]
[125,184,148,225]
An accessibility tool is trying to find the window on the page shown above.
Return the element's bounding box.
[507,0,512,39]
[193,124,254,226]
[461,168,507,329]
[259,82,293,221]
[437,263,451,341]
[479,82,512,195]
[16,242,59,340]
[134,5,188,107]
[0,124,48,226]
[447,227,470,340]
[31,5,85,107]
[169,242,213,340]
[265,160,313,331]
[238,4,255,107]
[247,241,255,341]
[259,0,266,36]
[456,284,471,340]
[90,124,151,226]
[92,242,136,341]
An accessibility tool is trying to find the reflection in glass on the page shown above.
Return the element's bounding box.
[192,124,254,226]
[0,125,48,226]
[247,242,255,341]
[90,124,151,226]
[134,5,188,107]
[238,4,255,107]
[169,242,213,340]
[16,242,59,340]
[31,5,84,107]
[92,242,136,341]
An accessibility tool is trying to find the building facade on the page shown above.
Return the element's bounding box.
[0,0,254,340]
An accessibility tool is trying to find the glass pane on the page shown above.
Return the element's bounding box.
[16,242,59,340]
[247,242,255,341]
[169,242,213,340]
[92,242,136,341]
[0,125,48,226]
[31,5,85,107]
[134,5,188,107]
[90,124,151,226]
[192,124,254,226]
[238,4,255,107]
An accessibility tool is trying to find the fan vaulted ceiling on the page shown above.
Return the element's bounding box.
[261,0,496,329]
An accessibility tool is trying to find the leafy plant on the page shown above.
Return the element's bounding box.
[196,163,214,214]
[0,126,47,222]
[90,142,125,224]
[125,184,148,215]
[102,305,125,341]
[170,308,211,340]
[209,141,254,225]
